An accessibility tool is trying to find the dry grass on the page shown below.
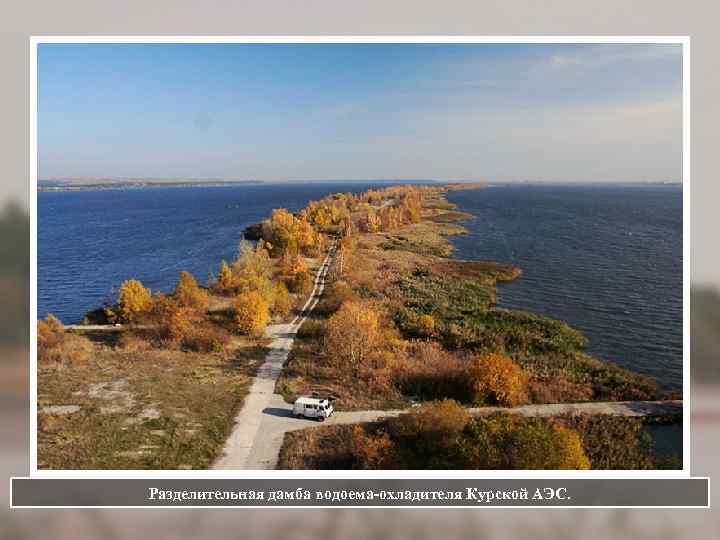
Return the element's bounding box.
[37,335,269,469]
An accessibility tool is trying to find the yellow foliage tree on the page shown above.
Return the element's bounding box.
[270,282,292,318]
[325,301,380,374]
[174,271,209,310]
[280,249,307,277]
[416,314,436,338]
[233,290,270,336]
[552,426,591,470]
[465,353,529,406]
[117,279,152,322]
[217,260,234,290]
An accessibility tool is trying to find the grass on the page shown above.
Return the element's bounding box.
[37,336,268,469]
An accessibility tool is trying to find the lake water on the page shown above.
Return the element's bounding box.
[447,184,683,390]
[38,182,683,389]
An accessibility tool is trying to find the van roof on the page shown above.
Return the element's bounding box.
[295,396,327,405]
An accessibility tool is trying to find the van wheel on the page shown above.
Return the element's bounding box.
[318,416,325,422]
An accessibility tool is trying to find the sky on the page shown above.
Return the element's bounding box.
[38,43,683,182]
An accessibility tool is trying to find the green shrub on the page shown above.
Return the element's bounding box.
[456,414,590,470]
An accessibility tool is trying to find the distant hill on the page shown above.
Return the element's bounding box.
[38,178,265,191]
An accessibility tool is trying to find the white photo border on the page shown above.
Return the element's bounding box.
[29,35,691,480]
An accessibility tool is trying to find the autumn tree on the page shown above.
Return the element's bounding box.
[261,208,322,256]
[270,282,292,318]
[174,271,209,310]
[280,249,307,277]
[117,279,152,322]
[216,260,234,290]
[233,290,270,336]
[325,301,381,374]
[464,353,529,406]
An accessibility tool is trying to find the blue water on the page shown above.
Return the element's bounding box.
[446,184,683,390]
[38,183,388,324]
[38,182,683,389]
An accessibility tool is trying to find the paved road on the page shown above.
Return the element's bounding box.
[213,244,336,470]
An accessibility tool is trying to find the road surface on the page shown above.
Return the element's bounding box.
[213,243,335,469]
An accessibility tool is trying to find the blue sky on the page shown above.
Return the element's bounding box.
[38,43,683,182]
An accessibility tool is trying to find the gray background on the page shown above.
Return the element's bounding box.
[2,0,718,536]
[1,0,718,286]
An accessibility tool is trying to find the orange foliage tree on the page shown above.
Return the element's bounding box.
[233,290,270,336]
[117,279,152,322]
[464,353,529,406]
[174,271,209,310]
[324,301,381,374]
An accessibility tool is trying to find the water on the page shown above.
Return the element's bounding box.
[446,184,683,390]
[38,182,683,390]
[38,182,389,324]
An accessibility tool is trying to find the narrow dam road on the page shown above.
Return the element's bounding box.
[213,244,335,470]
[213,240,682,469]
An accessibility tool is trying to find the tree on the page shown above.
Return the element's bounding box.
[270,282,292,318]
[216,260,234,290]
[233,290,270,336]
[325,301,380,373]
[174,271,209,310]
[117,279,151,322]
[464,353,529,406]
[280,249,307,277]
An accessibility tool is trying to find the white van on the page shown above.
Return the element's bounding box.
[293,396,334,421]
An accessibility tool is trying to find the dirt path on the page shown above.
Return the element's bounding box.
[213,244,335,469]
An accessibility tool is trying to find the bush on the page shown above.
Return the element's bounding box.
[181,324,231,353]
[464,353,529,406]
[37,314,93,366]
[394,341,467,402]
[322,280,358,314]
[117,333,151,351]
[270,282,292,319]
[214,260,234,292]
[350,425,395,469]
[117,279,152,322]
[554,414,656,469]
[174,271,209,310]
[287,270,313,294]
[456,413,591,470]
[298,319,326,339]
[416,314,436,338]
[233,290,270,336]
[325,301,380,374]
[384,400,471,468]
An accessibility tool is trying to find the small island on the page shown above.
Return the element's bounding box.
[37,184,681,470]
